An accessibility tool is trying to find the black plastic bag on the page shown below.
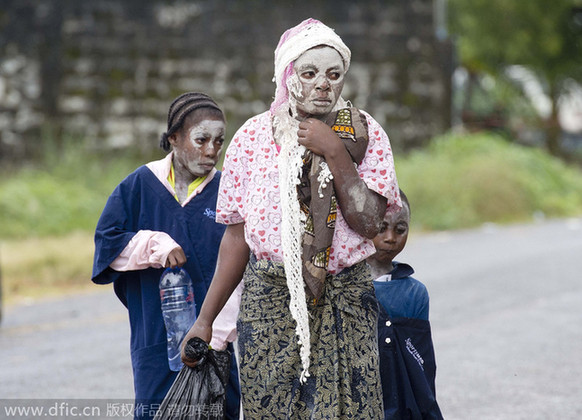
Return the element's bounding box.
[154,337,231,420]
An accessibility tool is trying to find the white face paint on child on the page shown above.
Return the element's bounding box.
[291,46,346,119]
[170,110,225,179]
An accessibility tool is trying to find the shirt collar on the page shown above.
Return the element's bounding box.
[146,152,217,206]
[389,261,415,280]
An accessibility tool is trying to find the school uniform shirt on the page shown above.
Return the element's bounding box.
[374,262,444,420]
[92,153,240,419]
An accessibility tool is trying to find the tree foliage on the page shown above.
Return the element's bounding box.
[448,0,582,155]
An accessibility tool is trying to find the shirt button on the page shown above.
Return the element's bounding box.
[385,320,392,327]
[385,337,391,344]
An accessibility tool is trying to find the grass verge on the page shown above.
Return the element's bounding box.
[2,130,582,304]
[0,231,98,306]
[395,132,582,230]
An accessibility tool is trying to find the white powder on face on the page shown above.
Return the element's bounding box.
[187,120,225,149]
[292,47,345,117]
[173,118,225,179]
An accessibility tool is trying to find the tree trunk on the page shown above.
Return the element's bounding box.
[545,83,561,157]
[461,70,478,129]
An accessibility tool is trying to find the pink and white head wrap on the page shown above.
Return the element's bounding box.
[270,18,352,115]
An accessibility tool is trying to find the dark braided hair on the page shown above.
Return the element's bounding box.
[160,92,223,151]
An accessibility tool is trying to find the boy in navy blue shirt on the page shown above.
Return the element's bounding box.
[368,189,444,420]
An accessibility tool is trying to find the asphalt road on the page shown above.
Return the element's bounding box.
[400,217,582,420]
[0,217,581,419]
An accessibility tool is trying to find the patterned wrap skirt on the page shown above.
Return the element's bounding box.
[237,256,384,419]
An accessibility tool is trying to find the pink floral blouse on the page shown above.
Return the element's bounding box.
[216,110,400,274]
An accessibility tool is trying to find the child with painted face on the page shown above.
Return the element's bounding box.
[92,92,240,420]
[368,190,444,420]
[183,19,401,418]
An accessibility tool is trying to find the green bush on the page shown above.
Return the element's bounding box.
[2,130,582,302]
[1,131,582,239]
[0,137,156,239]
[395,132,582,230]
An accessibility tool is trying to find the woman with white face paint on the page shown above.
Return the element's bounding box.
[183,20,402,418]
[92,92,241,420]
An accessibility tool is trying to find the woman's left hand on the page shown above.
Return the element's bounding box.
[297,118,341,157]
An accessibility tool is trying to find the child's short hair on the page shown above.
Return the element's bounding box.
[399,188,411,218]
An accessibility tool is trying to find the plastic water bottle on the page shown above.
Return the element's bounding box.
[159,267,197,371]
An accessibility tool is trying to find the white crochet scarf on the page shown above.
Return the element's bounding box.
[272,18,351,383]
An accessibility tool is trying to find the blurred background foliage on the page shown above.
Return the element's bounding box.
[2,130,582,303]
[397,133,582,230]
[1,0,582,302]
[2,131,582,240]
[448,0,582,158]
